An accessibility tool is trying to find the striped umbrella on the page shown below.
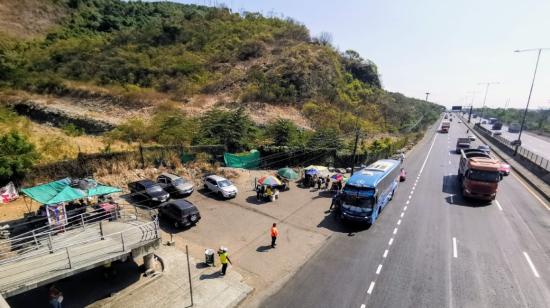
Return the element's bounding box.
[258,175,282,187]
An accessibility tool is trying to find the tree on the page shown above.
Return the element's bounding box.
[198,107,256,152]
[341,50,381,88]
[315,32,333,46]
[267,118,299,146]
[0,131,39,184]
[307,128,342,149]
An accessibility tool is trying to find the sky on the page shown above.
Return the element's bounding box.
[171,0,550,109]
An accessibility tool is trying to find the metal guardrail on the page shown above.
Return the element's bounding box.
[474,124,550,172]
[0,206,143,264]
[0,218,160,295]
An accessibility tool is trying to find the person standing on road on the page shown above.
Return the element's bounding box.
[218,246,232,276]
[271,223,279,248]
[48,285,63,308]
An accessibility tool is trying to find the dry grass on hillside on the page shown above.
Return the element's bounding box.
[0,0,67,38]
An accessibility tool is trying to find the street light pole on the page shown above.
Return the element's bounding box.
[425,92,430,102]
[467,91,476,123]
[477,82,499,124]
[513,48,548,155]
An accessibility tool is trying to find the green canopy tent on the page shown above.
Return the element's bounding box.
[21,178,122,205]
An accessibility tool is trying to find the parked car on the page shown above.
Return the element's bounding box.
[477,144,491,154]
[128,179,170,206]
[458,120,462,123]
[498,162,511,176]
[157,173,194,197]
[468,135,476,141]
[158,199,200,228]
[203,175,238,199]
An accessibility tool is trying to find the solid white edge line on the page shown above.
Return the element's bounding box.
[523,252,540,278]
[495,200,503,211]
[367,281,375,294]
[393,227,398,234]
[452,237,457,258]
[383,249,389,258]
[389,238,394,245]
[418,133,438,174]
[510,173,550,211]
[376,264,383,275]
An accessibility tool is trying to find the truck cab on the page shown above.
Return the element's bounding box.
[455,137,471,153]
[441,121,450,133]
[458,155,501,201]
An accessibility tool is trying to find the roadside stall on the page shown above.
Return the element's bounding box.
[256,175,281,202]
[302,165,329,188]
[20,178,122,230]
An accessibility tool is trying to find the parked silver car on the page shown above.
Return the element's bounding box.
[203,175,238,199]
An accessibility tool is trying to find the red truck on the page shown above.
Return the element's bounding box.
[458,152,502,201]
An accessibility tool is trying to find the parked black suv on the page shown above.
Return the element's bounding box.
[128,179,170,206]
[157,173,194,197]
[158,199,201,228]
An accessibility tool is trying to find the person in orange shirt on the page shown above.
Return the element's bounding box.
[271,223,279,248]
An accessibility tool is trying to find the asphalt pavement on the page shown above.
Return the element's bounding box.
[262,118,550,308]
[473,117,550,160]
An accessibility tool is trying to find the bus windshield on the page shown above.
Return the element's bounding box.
[342,185,375,208]
[468,170,500,182]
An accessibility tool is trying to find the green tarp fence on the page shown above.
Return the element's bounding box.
[224,150,260,169]
[21,178,122,205]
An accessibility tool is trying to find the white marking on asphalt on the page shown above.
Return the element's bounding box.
[383,249,389,258]
[452,237,458,258]
[397,219,401,225]
[495,200,503,211]
[406,200,410,205]
[511,173,550,211]
[404,206,407,211]
[408,195,412,200]
[393,227,398,234]
[419,134,438,175]
[523,252,540,278]
[389,238,394,245]
[400,212,405,218]
[367,281,375,294]
[376,264,383,275]
[448,160,451,165]
[450,195,454,204]
[361,305,366,308]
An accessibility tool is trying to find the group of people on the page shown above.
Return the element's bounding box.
[256,184,280,202]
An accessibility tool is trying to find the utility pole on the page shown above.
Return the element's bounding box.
[350,129,360,176]
[513,48,549,155]
[467,91,476,123]
[477,82,500,124]
[425,92,430,102]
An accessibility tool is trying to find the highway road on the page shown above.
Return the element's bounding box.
[471,116,550,160]
[262,119,550,308]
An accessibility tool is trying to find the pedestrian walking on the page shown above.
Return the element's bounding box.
[256,185,261,200]
[324,175,330,190]
[218,246,232,276]
[271,223,279,248]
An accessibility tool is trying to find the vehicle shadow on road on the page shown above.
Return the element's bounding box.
[444,195,491,207]
[317,212,370,235]
[197,188,223,200]
[442,175,459,194]
[245,195,266,205]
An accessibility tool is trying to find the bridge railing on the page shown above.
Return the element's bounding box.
[0,206,145,264]
[0,219,160,294]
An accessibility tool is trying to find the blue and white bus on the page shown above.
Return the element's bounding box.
[339,159,401,224]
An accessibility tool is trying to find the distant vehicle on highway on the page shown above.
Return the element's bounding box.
[498,162,511,176]
[128,179,170,206]
[488,118,498,124]
[440,121,450,133]
[158,199,201,228]
[493,131,502,136]
[508,122,521,133]
[456,137,471,153]
[337,159,401,225]
[458,155,501,201]
[482,120,487,124]
[203,175,238,199]
[477,145,491,154]
[468,135,476,141]
[157,173,194,197]
[492,122,503,130]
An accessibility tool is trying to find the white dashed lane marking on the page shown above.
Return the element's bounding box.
[523,252,540,278]
[376,264,383,275]
[453,237,458,258]
[383,250,389,258]
[388,238,394,246]
[495,200,503,211]
[367,281,375,294]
